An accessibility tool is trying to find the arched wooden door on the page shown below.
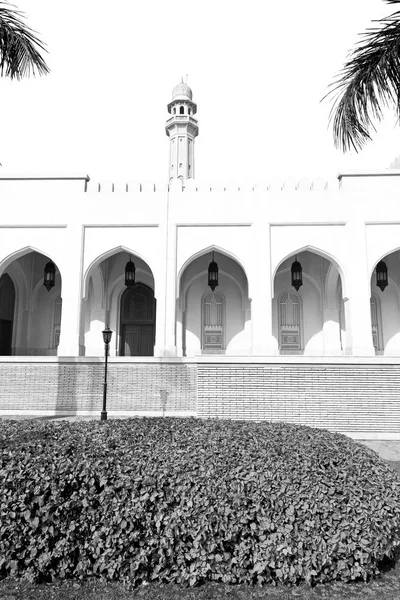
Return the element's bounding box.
[279,291,302,352]
[0,274,15,356]
[119,283,156,356]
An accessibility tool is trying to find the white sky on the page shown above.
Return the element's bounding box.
[1,0,400,183]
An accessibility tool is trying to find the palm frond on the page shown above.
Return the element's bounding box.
[324,1,400,152]
[0,1,49,79]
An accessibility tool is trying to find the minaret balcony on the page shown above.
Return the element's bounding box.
[166,115,198,126]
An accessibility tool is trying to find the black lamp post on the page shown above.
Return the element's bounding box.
[43,260,56,291]
[376,260,388,292]
[291,256,303,291]
[101,327,113,421]
[208,251,219,291]
[125,255,136,286]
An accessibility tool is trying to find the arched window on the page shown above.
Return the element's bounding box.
[173,107,176,114]
[188,108,191,115]
[370,294,383,353]
[180,105,184,115]
[279,291,302,352]
[202,291,224,352]
[120,283,156,356]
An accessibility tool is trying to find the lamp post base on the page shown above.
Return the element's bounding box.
[101,411,108,421]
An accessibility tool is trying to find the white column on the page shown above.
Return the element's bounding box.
[58,224,84,356]
[250,266,279,356]
[161,181,182,356]
[343,221,374,356]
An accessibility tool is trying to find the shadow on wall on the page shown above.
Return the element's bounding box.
[56,360,104,416]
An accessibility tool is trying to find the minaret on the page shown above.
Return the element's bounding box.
[166,78,199,181]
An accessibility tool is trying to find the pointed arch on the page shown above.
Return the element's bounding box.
[370,247,400,279]
[83,246,155,298]
[0,246,58,279]
[273,245,346,298]
[177,245,249,294]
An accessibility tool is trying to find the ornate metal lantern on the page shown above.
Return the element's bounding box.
[125,255,136,286]
[208,251,219,291]
[102,326,113,345]
[43,260,56,291]
[376,260,388,292]
[291,256,303,291]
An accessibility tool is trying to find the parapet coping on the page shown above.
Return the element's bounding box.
[1,355,400,365]
[0,173,90,181]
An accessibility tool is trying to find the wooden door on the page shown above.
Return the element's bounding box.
[0,319,12,355]
[120,284,156,356]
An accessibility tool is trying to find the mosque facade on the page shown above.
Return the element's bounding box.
[1,81,400,438]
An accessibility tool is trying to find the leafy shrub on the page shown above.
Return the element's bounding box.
[1,417,400,587]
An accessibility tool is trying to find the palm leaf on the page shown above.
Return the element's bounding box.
[324,0,400,152]
[0,1,49,79]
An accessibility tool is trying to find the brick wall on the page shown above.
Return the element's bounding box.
[1,359,400,439]
[197,363,400,436]
[0,360,197,415]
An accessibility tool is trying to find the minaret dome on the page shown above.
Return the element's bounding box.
[172,81,193,101]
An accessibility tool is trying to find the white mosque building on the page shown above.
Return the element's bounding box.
[1,80,400,438]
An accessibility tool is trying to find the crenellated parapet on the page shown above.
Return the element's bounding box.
[85,177,338,193]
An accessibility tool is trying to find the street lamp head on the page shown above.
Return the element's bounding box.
[102,327,113,345]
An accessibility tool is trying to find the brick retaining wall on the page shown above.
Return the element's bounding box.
[0,358,399,439]
[0,360,197,416]
[197,363,400,436]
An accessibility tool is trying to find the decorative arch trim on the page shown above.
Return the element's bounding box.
[273,246,346,298]
[0,246,58,279]
[83,246,155,298]
[177,245,249,295]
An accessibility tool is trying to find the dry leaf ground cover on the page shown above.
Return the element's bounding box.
[1,418,400,599]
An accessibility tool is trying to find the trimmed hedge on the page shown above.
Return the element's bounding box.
[1,417,400,587]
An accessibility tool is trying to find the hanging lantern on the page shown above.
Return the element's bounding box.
[376,260,388,292]
[43,260,56,291]
[208,251,219,291]
[291,256,303,291]
[125,255,136,286]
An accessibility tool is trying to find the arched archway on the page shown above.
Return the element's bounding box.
[370,250,400,354]
[119,283,156,356]
[273,249,345,355]
[0,249,62,356]
[82,249,155,356]
[177,249,250,356]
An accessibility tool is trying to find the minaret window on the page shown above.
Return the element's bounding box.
[188,108,191,115]
[180,106,184,115]
[173,107,176,114]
